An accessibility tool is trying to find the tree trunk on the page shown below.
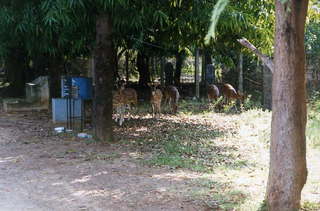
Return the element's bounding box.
[125,51,129,82]
[237,38,274,72]
[238,53,243,93]
[194,48,200,99]
[267,0,309,210]
[201,49,213,85]
[137,52,151,86]
[93,14,115,142]
[174,51,186,86]
[263,64,272,110]
[48,57,63,99]
[160,57,165,86]
[5,48,27,97]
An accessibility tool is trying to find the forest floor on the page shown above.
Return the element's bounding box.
[0,101,319,211]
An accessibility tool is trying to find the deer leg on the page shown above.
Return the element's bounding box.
[119,105,125,126]
[114,106,119,123]
[152,104,156,117]
[127,104,131,120]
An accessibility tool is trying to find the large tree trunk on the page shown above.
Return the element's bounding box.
[5,48,27,97]
[93,14,115,142]
[137,52,150,86]
[266,0,308,210]
[174,50,186,86]
[48,57,63,99]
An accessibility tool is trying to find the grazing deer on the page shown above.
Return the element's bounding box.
[162,85,180,114]
[221,83,245,104]
[207,84,220,102]
[148,83,163,118]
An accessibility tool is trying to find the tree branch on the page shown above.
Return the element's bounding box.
[237,38,274,72]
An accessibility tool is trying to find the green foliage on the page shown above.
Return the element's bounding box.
[301,201,320,211]
[305,6,320,75]
[205,0,230,43]
[307,91,320,148]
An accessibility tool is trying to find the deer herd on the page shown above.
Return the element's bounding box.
[113,80,245,126]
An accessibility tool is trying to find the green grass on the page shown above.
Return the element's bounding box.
[307,92,320,148]
[301,201,320,211]
[113,97,320,210]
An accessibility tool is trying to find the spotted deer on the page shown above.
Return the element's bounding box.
[207,84,220,103]
[113,89,125,126]
[163,85,180,114]
[221,83,245,104]
[148,83,163,118]
[113,82,138,126]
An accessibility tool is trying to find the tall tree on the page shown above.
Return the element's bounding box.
[207,0,309,209]
[93,14,115,142]
[266,0,309,210]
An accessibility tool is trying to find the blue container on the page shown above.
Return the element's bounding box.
[52,98,82,123]
[61,76,93,100]
[72,77,93,100]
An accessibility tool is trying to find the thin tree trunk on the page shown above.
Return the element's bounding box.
[174,51,185,86]
[48,57,63,99]
[237,38,274,72]
[5,48,27,97]
[267,0,309,210]
[160,57,165,86]
[93,13,115,142]
[238,53,243,93]
[137,52,150,86]
[125,51,129,82]
[194,48,200,99]
[201,50,206,84]
[263,64,272,110]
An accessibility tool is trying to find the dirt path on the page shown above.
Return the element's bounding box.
[0,112,207,211]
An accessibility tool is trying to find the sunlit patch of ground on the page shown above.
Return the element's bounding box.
[113,101,320,210]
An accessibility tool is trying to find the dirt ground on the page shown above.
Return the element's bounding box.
[0,111,209,211]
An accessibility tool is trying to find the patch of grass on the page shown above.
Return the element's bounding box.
[301,201,320,211]
[116,100,270,174]
[188,177,248,210]
[141,122,250,172]
[84,152,121,161]
[146,154,207,172]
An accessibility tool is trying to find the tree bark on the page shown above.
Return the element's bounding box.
[267,0,309,210]
[48,57,63,99]
[263,64,272,110]
[174,51,186,86]
[137,52,150,86]
[194,48,200,99]
[238,53,243,93]
[5,48,27,97]
[125,51,129,82]
[93,14,115,142]
[160,57,165,86]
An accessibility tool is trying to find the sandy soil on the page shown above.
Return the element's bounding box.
[0,112,208,211]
